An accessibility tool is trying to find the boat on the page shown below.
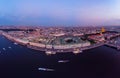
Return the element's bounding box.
[58,60,69,63]
[38,68,55,72]
[3,48,6,50]
[73,48,82,54]
[45,50,56,55]
[8,46,12,49]
[14,42,18,45]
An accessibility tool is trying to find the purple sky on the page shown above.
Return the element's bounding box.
[0,0,120,26]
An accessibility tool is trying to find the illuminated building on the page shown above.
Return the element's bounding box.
[101,27,105,33]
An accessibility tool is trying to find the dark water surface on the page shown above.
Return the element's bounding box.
[0,35,120,78]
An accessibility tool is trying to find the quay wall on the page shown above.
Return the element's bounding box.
[2,32,108,53]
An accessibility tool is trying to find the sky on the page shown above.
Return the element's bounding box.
[0,0,120,26]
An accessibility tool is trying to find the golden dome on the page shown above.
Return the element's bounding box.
[101,27,105,33]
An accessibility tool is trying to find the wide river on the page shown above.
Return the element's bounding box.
[0,35,120,78]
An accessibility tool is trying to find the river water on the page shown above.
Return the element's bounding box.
[0,35,120,78]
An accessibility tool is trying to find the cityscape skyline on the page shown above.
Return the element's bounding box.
[1,1,120,78]
[0,0,120,26]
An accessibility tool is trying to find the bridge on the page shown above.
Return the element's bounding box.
[81,43,104,51]
[105,43,120,50]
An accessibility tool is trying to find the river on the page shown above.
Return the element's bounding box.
[0,35,120,78]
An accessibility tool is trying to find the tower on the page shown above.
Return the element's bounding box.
[100,27,105,35]
[101,27,105,33]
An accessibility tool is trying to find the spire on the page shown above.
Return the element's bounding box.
[101,27,105,33]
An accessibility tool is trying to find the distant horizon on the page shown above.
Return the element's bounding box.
[0,25,120,27]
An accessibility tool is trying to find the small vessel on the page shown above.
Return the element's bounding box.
[58,60,69,63]
[8,46,12,49]
[3,48,6,50]
[45,50,56,55]
[14,42,18,45]
[73,48,82,54]
[38,68,55,72]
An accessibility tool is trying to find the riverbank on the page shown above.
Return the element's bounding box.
[1,34,120,78]
[1,32,120,54]
[1,32,90,53]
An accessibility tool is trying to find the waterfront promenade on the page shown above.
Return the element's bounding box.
[1,32,90,53]
[1,32,120,54]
